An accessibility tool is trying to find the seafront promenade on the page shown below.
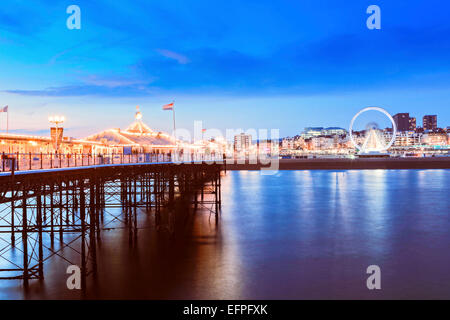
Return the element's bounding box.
[226,157,450,170]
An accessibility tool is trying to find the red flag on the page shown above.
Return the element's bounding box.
[162,102,174,110]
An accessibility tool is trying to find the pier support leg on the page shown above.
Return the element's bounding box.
[22,191,29,287]
[36,187,44,280]
[79,180,87,291]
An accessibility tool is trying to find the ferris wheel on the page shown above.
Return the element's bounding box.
[349,107,397,153]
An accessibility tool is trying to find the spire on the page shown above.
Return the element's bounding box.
[126,106,154,134]
[135,105,143,121]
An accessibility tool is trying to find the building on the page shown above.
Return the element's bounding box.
[392,132,421,147]
[281,138,295,150]
[233,133,252,152]
[393,113,416,132]
[310,136,336,150]
[321,127,347,136]
[423,115,437,131]
[421,132,447,146]
[257,139,278,155]
[409,117,416,131]
[301,127,324,139]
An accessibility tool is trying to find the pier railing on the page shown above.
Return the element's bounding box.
[1,152,225,172]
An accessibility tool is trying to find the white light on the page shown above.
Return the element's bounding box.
[48,115,66,124]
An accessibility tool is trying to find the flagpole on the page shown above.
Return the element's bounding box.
[172,107,176,138]
[171,101,176,140]
[6,108,8,134]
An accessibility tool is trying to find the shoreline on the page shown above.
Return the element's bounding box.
[225,157,450,170]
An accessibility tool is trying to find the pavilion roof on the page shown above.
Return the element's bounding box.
[84,111,176,147]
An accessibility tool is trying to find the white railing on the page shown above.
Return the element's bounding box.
[1,152,225,172]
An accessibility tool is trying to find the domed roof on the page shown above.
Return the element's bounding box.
[84,107,176,147]
[126,106,154,134]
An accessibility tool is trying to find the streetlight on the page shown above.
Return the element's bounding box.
[48,115,65,126]
[48,115,65,151]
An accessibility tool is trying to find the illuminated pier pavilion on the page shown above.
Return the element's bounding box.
[84,109,179,155]
[0,109,193,157]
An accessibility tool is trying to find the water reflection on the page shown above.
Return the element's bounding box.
[219,170,450,299]
[1,170,450,299]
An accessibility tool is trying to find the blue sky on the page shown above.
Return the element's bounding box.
[0,0,449,137]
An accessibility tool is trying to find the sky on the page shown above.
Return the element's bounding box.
[0,0,449,138]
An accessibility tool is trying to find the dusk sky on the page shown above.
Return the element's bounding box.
[0,0,449,138]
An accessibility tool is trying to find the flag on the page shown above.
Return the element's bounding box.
[0,106,8,112]
[202,129,207,133]
[162,102,174,110]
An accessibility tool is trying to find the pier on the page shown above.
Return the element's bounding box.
[0,158,224,289]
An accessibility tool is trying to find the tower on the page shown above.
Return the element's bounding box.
[423,115,437,131]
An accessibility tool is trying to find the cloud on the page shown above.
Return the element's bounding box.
[3,23,450,98]
[2,72,157,97]
[134,26,450,94]
[156,49,190,64]
[3,84,158,97]
[82,75,153,88]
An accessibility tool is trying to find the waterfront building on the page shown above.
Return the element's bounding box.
[294,136,306,149]
[389,131,422,147]
[301,127,323,139]
[300,127,346,139]
[310,136,335,150]
[321,127,347,136]
[409,117,417,131]
[393,113,416,132]
[234,133,252,152]
[281,138,295,150]
[423,115,438,131]
[421,132,448,146]
[258,139,278,155]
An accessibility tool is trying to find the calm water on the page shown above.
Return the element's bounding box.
[2,169,450,299]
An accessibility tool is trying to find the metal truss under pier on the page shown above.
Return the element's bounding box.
[0,162,223,289]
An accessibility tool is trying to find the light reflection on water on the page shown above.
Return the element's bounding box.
[1,169,450,299]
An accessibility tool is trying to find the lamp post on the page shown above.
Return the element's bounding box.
[48,115,65,151]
